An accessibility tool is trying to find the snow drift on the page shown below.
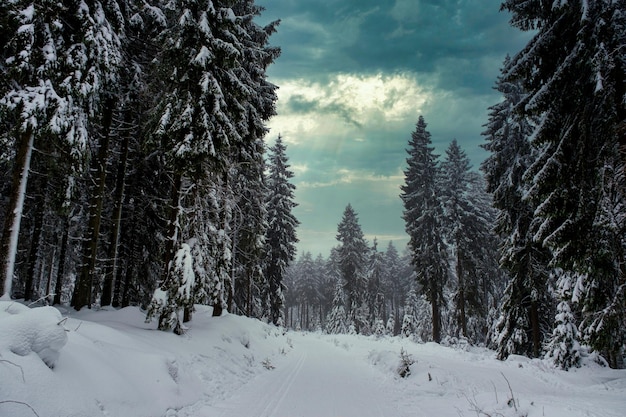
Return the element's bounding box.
[0,302,67,368]
[1,302,625,417]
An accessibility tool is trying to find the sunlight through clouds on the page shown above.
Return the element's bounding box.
[298,167,404,195]
[256,0,532,256]
[268,72,432,146]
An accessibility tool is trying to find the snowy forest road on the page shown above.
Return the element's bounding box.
[182,335,402,417]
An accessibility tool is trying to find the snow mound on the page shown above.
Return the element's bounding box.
[0,301,68,368]
[368,348,416,378]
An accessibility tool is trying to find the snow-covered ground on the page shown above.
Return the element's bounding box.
[1,302,624,417]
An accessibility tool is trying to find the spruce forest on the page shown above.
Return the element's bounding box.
[1,0,624,374]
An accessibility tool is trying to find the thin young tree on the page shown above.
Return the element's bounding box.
[265,136,299,326]
[440,140,499,342]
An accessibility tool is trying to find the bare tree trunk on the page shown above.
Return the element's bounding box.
[456,247,467,338]
[45,248,56,304]
[431,281,441,343]
[121,263,134,308]
[530,300,540,357]
[24,188,46,301]
[1,127,34,299]
[246,271,252,317]
[53,216,69,305]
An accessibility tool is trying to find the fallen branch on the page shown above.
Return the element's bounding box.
[0,359,25,383]
[27,294,55,307]
[0,400,41,417]
[500,372,518,412]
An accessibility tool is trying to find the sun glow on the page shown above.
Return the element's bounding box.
[267,72,432,145]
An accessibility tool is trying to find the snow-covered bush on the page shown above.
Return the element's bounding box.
[545,300,581,370]
[401,313,416,338]
[0,302,68,368]
[373,319,386,338]
[545,270,582,370]
[397,347,415,378]
[146,243,196,333]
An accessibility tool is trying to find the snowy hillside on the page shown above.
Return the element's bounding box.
[1,302,624,417]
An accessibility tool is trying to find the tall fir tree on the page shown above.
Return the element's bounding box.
[501,0,626,366]
[481,57,553,359]
[400,116,449,343]
[146,0,279,329]
[440,140,500,343]
[265,135,299,326]
[336,204,370,333]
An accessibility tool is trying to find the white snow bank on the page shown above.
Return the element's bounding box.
[0,301,68,368]
[2,303,625,417]
[0,303,292,417]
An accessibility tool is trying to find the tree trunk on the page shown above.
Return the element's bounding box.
[121,263,133,308]
[0,127,34,299]
[101,124,130,307]
[162,172,183,286]
[246,271,252,317]
[183,306,192,322]
[456,247,467,338]
[45,248,56,304]
[530,300,541,357]
[213,303,223,317]
[24,187,46,301]
[431,281,441,343]
[53,217,69,305]
[71,97,116,310]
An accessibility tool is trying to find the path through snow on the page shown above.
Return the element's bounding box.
[2,304,625,417]
[197,336,399,417]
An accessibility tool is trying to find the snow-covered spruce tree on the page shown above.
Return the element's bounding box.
[545,269,582,370]
[401,116,449,343]
[440,140,500,343]
[0,0,121,299]
[481,57,553,360]
[501,0,626,366]
[336,204,370,334]
[326,278,349,334]
[230,0,280,317]
[69,0,126,311]
[401,289,419,339]
[101,1,171,309]
[147,0,279,329]
[146,242,196,333]
[300,252,322,330]
[383,240,409,335]
[265,136,299,326]
[230,144,268,317]
[105,2,172,310]
[316,253,335,328]
[285,251,319,330]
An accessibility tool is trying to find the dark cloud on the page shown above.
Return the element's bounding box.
[260,0,529,91]
[258,0,531,255]
[285,94,363,128]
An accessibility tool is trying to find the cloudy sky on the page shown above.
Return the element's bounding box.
[257,0,532,257]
